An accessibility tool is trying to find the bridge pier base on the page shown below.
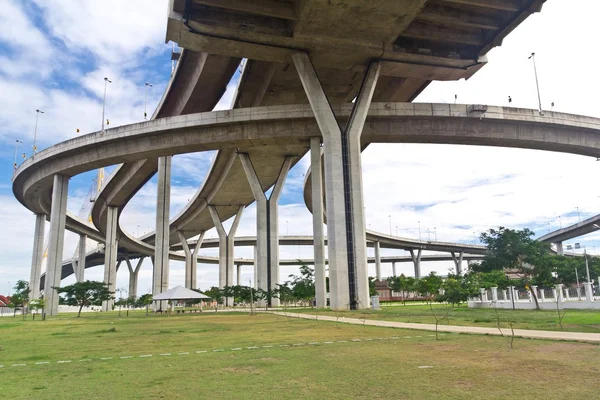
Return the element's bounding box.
[293,53,380,310]
[103,206,118,311]
[126,256,143,300]
[240,153,292,308]
[409,249,422,279]
[153,156,172,311]
[310,137,327,308]
[556,241,564,255]
[44,174,69,316]
[392,262,397,277]
[209,205,244,306]
[29,213,46,301]
[451,251,464,275]
[177,231,204,289]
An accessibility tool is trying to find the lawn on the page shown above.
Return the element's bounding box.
[292,304,600,333]
[1,311,599,399]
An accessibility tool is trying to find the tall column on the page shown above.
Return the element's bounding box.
[556,241,564,255]
[74,234,87,282]
[29,213,46,300]
[239,153,292,307]
[236,264,241,286]
[126,256,144,299]
[392,262,397,277]
[451,251,464,275]
[102,206,118,311]
[44,174,69,316]
[374,241,382,281]
[310,138,326,308]
[177,231,205,289]
[253,245,257,289]
[209,205,244,306]
[583,282,593,302]
[409,249,422,279]
[154,156,171,311]
[293,52,380,310]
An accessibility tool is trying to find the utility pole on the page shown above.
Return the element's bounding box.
[12,139,23,179]
[434,227,437,241]
[584,248,591,283]
[144,82,153,120]
[388,215,392,236]
[102,77,112,132]
[32,109,44,156]
[528,52,543,115]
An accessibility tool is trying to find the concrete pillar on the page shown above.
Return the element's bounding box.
[374,241,382,281]
[126,256,144,299]
[540,288,545,302]
[555,284,564,302]
[451,251,464,275]
[102,206,118,311]
[253,245,257,289]
[44,174,69,316]
[209,205,244,306]
[239,153,291,307]
[530,285,538,303]
[154,156,171,311]
[74,234,87,282]
[564,287,570,301]
[392,262,396,277]
[409,249,422,279]
[556,241,564,255]
[503,289,508,301]
[310,137,326,308]
[293,53,380,310]
[491,287,498,302]
[236,264,241,286]
[479,288,486,302]
[29,213,46,300]
[576,287,582,300]
[177,231,205,289]
[583,282,593,302]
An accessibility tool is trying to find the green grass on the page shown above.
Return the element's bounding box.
[1,311,599,399]
[294,304,600,333]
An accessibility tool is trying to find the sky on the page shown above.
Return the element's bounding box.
[2,0,600,297]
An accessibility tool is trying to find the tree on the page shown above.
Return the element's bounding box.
[288,265,315,306]
[415,272,443,302]
[54,281,113,317]
[203,286,224,306]
[9,280,30,318]
[29,297,45,319]
[136,293,153,316]
[437,273,480,307]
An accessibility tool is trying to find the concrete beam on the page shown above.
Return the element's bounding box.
[44,174,69,316]
[154,156,172,311]
[193,0,298,20]
[29,213,45,300]
[310,137,326,308]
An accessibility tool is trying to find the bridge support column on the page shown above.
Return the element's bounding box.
[177,231,204,289]
[293,53,380,310]
[236,264,241,286]
[451,251,464,275]
[253,245,257,289]
[240,153,292,308]
[126,256,144,300]
[392,262,397,277]
[154,156,171,311]
[103,206,118,311]
[310,137,327,308]
[44,174,69,316]
[556,241,564,256]
[209,205,244,306]
[29,213,46,301]
[74,234,87,283]
[374,241,382,281]
[409,249,422,279]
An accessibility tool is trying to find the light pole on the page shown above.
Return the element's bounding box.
[395,225,398,236]
[584,248,591,283]
[388,215,392,236]
[434,227,437,241]
[32,109,44,155]
[418,221,421,241]
[426,228,431,242]
[8,281,11,296]
[576,207,581,223]
[13,139,23,177]
[528,52,543,115]
[102,77,112,132]
[144,82,153,120]
[286,220,289,236]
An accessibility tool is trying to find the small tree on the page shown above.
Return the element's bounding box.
[29,297,45,319]
[54,281,113,317]
[9,280,30,318]
[136,293,153,316]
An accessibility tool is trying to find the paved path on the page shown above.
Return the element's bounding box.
[270,312,600,343]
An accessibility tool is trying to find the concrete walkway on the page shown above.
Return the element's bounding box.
[270,312,600,343]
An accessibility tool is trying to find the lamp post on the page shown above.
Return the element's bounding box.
[576,207,581,223]
[528,52,543,115]
[144,82,153,120]
[13,139,23,178]
[418,221,421,241]
[388,215,392,236]
[102,77,112,131]
[286,220,289,236]
[434,227,437,241]
[32,109,44,155]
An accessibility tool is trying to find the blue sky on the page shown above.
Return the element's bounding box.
[2,0,600,296]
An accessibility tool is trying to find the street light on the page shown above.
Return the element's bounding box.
[434,227,437,241]
[388,215,392,236]
[528,52,543,115]
[576,207,581,223]
[418,221,421,241]
[102,77,112,132]
[286,220,289,236]
[144,82,153,120]
[32,109,44,155]
[12,139,23,178]
[8,281,11,296]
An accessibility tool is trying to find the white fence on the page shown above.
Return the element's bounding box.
[468,283,600,310]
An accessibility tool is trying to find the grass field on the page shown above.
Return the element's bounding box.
[291,304,600,333]
[1,311,599,399]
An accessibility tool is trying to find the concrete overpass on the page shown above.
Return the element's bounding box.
[14,1,550,314]
[538,215,600,254]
